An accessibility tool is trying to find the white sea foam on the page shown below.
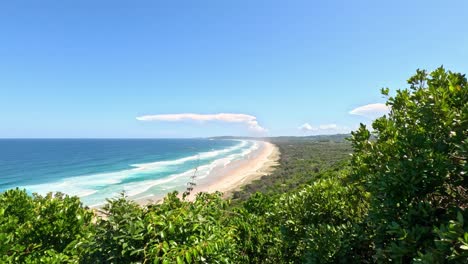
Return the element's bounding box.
[22,140,259,205]
[130,140,247,170]
[123,141,260,198]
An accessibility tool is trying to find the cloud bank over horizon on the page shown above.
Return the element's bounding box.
[138,103,389,137]
[136,113,267,133]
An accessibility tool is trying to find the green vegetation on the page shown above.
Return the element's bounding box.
[232,138,352,201]
[1,67,466,263]
[350,67,468,262]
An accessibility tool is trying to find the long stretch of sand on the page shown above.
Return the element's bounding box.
[189,141,280,199]
[135,141,280,206]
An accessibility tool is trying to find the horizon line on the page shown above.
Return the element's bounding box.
[0,134,351,140]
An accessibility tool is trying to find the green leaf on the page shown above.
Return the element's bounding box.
[185,251,192,263]
[176,256,183,264]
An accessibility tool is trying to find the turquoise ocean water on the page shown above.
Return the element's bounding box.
[0,139,256,206]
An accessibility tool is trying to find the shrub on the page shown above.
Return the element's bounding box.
[0,188,92,263]
[350,67,468,262]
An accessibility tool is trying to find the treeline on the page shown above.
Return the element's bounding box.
[1,67,467,263]
[231,139,352,201]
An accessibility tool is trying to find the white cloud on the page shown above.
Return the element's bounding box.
[136,113,267,133]
[299,123,349,134]
[299,123,317,132]
[349,103,390,119]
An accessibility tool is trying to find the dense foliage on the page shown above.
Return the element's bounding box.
[350,67,468,262]
[0,189,92,263]
[0,67,466,263]
[232,138,352,201]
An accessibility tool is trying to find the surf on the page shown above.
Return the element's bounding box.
[19,140,256,206]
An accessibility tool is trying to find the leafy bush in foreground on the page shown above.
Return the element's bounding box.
[274,172,370,263]
[350,67,467,262]
[0,189,92,263]
[79,191,242,263]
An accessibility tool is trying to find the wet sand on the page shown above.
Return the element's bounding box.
[134,140,280,205]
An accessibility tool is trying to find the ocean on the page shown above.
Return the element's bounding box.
[0,139,257,206]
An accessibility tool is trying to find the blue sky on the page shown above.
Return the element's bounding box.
[1,0,467,138]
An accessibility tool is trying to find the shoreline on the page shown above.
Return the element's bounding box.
[134,140,280,206]
[194,141,279,199]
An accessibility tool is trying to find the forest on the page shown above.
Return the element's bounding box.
[1,67,467,263]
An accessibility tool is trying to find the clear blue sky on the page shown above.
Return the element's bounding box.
[1,0,467,138]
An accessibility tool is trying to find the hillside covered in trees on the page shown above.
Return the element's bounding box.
[1,67,467,263]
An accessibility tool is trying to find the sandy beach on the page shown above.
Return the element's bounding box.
[135,140,280,205]
[189,141,280,199]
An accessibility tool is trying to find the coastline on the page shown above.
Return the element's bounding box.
[134,140,280,206]
[193,141,279,199]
